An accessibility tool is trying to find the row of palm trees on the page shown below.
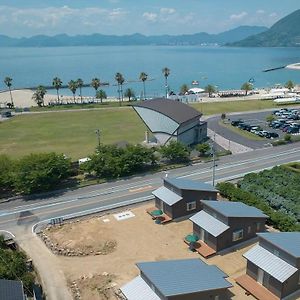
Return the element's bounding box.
[3,67,171,107]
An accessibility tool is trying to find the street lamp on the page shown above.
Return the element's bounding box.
[95,129,101,149]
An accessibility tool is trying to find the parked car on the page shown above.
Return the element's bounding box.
[1,111,12,118]
[268,132,279,138]
[287,127,299,134]
[231,120,243,126]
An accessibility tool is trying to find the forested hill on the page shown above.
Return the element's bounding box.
[228,9,300,47]
[0,26,267,47]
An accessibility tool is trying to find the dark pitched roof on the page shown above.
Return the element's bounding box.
[258,232,300,258]
[201,200,268,218]
[133,98,201,125]
[165,178,218,192]
[137,259,232,297]
[0,279,25,300]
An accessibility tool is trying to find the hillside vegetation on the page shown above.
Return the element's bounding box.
[228,9,300,47]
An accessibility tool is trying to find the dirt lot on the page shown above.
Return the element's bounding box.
[43,202,256,300]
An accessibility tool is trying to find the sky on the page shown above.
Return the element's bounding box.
[0,1,299,37]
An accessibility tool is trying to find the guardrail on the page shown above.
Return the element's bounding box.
[32,195,154,234]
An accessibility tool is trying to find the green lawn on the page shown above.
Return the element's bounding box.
[0,108,146,159]
[0,99,288,160]
[192,99,277,115]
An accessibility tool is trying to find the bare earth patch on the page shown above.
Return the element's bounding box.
[70,273,118,300]
[40,202,257,300]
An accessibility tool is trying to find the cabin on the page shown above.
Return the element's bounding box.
[237,232,300,300]
[188,201,268,256]
[0,279,26,300]
[151,178,218,221]
[121,259,233,300]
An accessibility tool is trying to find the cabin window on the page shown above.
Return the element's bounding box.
[232,229,244,241]
[248,226,251,234]
[256,222,261,231]
[187,201,196,211]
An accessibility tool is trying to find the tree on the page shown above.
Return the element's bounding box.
[205,84,216,97]
[285,80,295,91]
[52,77,62,104]
[241,82,253,96]
[68,80,78,102]
[124,88,135,101]
[139,72,148,100]
[4,77,14,107]
[160,141,190,163]
[162,67,170,98]
[91,78,101,98]
[32,85,47,107]
[115,72,125,106]
[266,114,276,124]
[196,143,210,156]
[96,89,107,103]
[221,113,226,122]
[77,78,84,103]
[14,153,71,194]
[180,84,189,95]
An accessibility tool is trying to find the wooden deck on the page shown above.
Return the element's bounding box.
[146,207,172,224]
[236,274,280,300]
[184,239,216,258]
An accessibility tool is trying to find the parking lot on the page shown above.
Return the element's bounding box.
[208,108,300,149]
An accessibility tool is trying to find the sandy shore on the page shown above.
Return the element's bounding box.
[0,90,121,108]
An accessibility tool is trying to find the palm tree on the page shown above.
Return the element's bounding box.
[91,78,101,100]
[68,80,78,103]
[205,84,216,98]
[139,72,148,100]
[180,84,189,95]
[124,88,135,101]
[32,85,47,107]
[4,77,14,107]
[162,67,170,98]
[52,77,62,104]
[96,89,107,103]
[77,78,84,103]
[115,72,125,106]
[241,82,253,96]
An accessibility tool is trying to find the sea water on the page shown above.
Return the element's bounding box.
[0,45,299,98]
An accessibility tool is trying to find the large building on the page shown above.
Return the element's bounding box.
[132,98,207,146]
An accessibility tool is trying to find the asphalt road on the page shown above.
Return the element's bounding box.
[1,143,300,300]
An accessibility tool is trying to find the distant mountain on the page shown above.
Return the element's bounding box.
[0,26,267,47]
[228,9,300,47]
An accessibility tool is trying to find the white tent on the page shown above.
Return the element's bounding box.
[188,88,205,94]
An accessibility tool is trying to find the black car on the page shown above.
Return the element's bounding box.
[231,120,243,126]
[1,111,12,118]
[268,132,279,138]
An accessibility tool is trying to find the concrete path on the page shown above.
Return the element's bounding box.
[207,128,253,154]
[15,229,73,300]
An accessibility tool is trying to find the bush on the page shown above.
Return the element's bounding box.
[14,153,72,194]
[284,134,292,142]
[160,141,190,163]
[0,155,15,192]
[196,143,210,156]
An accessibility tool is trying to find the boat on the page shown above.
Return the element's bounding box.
[191,80,199,85]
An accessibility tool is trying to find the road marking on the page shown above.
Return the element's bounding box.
[129,185,153,193]
[0,230,15,238]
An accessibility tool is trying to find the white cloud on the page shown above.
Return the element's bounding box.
[256,10,265,14]
[230,11,248,21]
[160,8,176,15]
[142,12,158,22]
[269,12,278,18]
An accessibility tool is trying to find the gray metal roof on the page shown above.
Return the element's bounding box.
[121,275,160,300]
[257,232,300,258]
[190,210,230,237]
[243,245,298,283]
[165,178,218,192]
[133,98,201,125]
[0,279,25,300]
[152,186,182,206]
[201,200,268,218]
[137,259,232,297]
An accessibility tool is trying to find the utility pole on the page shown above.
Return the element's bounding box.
[95,129,101,149]
[212,132,216,186]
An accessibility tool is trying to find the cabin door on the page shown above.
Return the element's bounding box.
[257,268,264,285]
[200,228,205,241]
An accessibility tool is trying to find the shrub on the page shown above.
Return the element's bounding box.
[160,141,190,163]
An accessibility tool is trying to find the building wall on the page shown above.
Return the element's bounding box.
[216,217,267,252]
[177,121,207,146]
[193,223,218,251]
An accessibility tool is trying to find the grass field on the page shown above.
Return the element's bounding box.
[0,108,146,159]
[0,99,287,160]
